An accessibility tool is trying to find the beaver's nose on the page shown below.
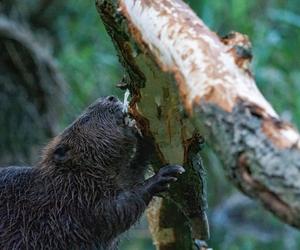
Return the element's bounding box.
[106,96,118,102]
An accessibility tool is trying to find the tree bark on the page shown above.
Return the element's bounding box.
[95,0,300,247]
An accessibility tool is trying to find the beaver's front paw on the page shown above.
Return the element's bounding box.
[145,165,185,196]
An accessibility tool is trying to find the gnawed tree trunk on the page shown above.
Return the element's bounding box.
[95,0,300,248]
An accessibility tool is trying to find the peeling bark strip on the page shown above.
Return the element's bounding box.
[96,0,300,242]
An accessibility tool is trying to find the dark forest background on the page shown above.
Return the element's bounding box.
[0,0,300,249]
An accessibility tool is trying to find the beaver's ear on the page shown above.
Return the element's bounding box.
[53,145,70,163]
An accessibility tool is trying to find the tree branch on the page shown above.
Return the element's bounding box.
[95,0,300,246]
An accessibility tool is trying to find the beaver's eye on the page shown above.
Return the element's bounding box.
[53,145,70,163]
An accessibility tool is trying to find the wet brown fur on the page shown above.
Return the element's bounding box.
[0,96,183,250]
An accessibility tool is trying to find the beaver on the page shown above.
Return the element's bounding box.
[0,96,184,250]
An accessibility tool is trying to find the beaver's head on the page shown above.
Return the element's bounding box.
[42,96,139,172]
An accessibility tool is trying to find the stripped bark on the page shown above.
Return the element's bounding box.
[95,0,300,248]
